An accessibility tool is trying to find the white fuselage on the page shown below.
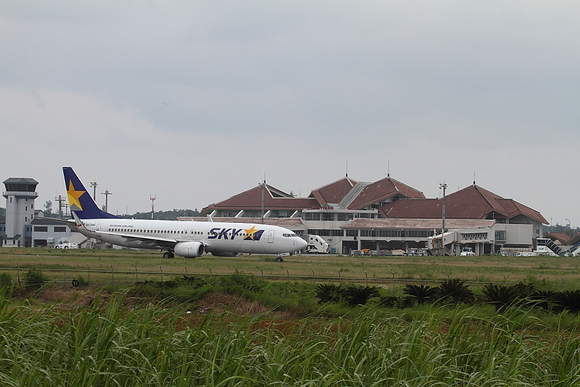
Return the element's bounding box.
[74,217,306,256]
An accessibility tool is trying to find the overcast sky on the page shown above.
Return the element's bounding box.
[1,1,578,227]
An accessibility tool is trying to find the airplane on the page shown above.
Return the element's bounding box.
[63,167,307,260]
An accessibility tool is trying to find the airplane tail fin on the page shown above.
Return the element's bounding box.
[63,167,119,219]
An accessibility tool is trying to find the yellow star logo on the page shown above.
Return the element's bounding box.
[67,180,86,210]
[244,226,259,240]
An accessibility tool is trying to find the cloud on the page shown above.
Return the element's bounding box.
[1,1,579,226]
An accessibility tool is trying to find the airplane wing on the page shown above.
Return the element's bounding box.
[100,230,179,249]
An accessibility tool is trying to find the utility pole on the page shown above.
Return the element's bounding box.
[261,179,265,224]
[55,195,66,218]
[90,181,98,201]
[102,190,112,212]
[440,182,447,236]
[150,195,156,219]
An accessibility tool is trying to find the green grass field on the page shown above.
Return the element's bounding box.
[1,247,579,287]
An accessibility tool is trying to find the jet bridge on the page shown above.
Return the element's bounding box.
[569,242,580,256]
[534,238,579,257]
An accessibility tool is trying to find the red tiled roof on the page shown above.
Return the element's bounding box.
[546,232,571,244]
[380,184,548,224]
[495,199,547,224]
[178,217,305,227]
[347,176,425,210]
[380,198,441,218]
[199,177,548,226]
[201,184,319,214]
[342,218,495,230]
[309,177,357,206]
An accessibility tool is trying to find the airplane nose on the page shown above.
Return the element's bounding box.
[297,238,307,250]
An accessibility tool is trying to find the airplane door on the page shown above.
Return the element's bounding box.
[268,230,275,243]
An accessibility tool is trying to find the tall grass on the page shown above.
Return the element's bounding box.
[1,289,580,386]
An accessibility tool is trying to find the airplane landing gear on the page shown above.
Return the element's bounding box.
[163,251,175,259]
[276,257,284,262]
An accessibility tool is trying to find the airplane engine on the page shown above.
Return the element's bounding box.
[174,241,205,258]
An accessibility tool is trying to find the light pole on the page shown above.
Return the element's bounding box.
[440,182,447,236]
[55,194,65,218]
[90,181,98,201]
[260,179,265,224]
[102,190,112,212]
[150,195,156,219]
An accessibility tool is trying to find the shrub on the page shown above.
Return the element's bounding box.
[529,290,556,311]
[481,283,522,313]
[316,283,343,304]
[181,275,214,289]
[341,285,380,307]
[511,281,537,299]
[315,284,379,307]
[551,290,580,314]
[0,272,12,288]
[75,275,88,287]
[24,268,48,290]
[0,273,14,298]
[403,284,439,305]
[217,272,266,294]
[437,279,474,304]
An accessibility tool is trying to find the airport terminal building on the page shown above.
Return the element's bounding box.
[192,175,547,255]
[1,173,548,255]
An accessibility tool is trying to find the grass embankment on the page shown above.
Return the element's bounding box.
[1,289,580,386]
[3,248,580,385]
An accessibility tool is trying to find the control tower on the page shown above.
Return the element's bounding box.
[2,178,38,247]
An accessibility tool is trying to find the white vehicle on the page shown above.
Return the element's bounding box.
[63,167,307,259]
[515,251,538,257]
[55,240,78,249]
[460,247,475,256]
